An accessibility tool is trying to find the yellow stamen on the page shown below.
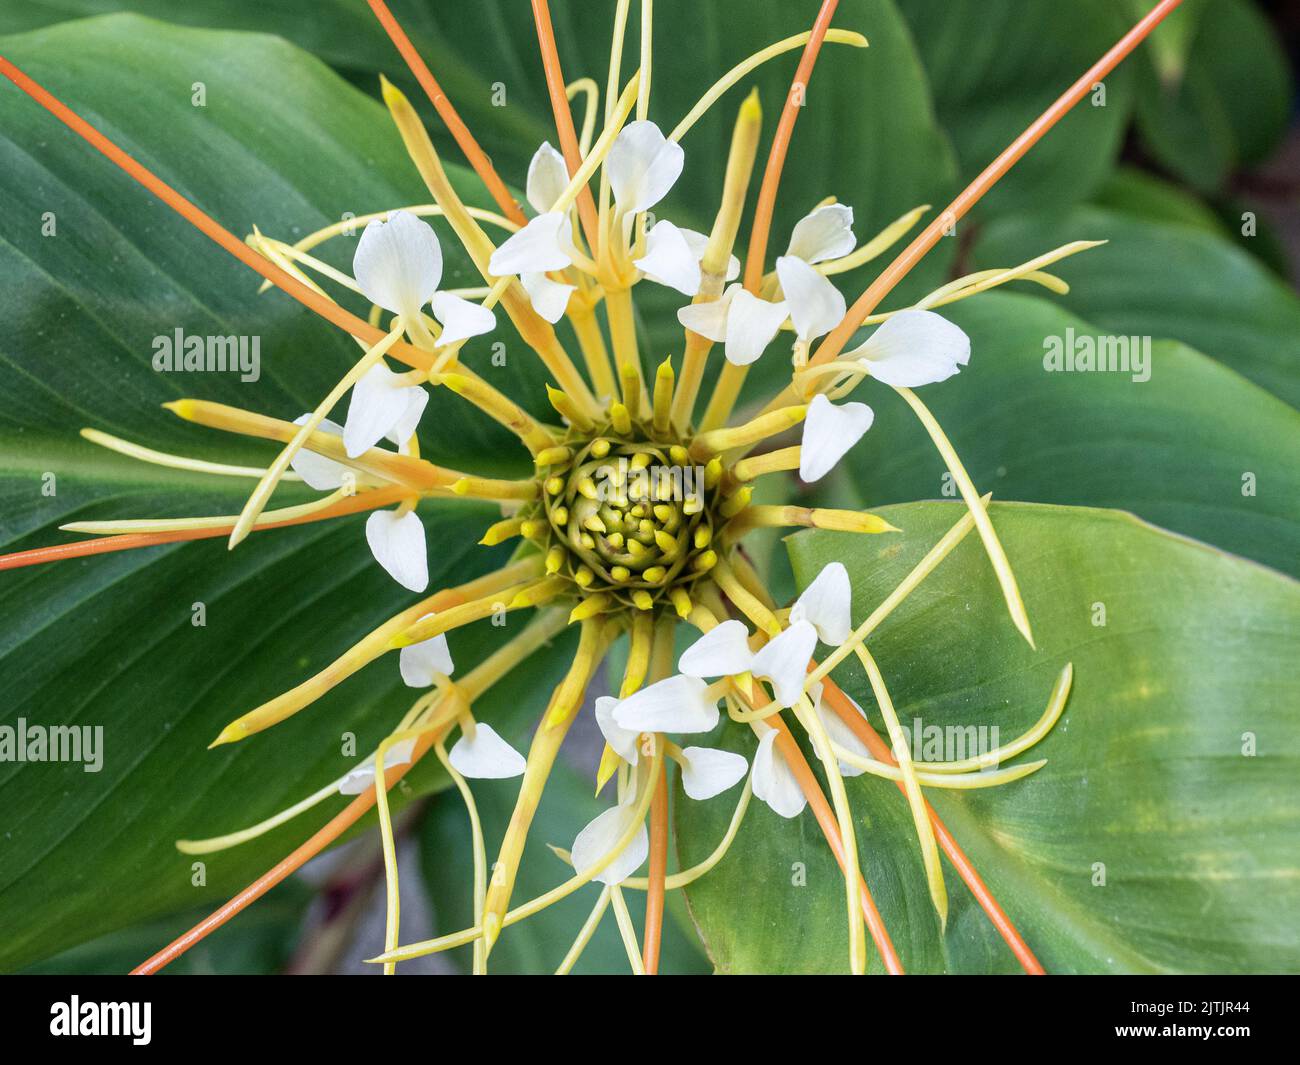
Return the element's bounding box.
[78,427,304,482]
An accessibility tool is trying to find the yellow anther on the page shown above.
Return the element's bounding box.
[546,384,595,432]
[551,506,569,526]
[610,403,632,436]
[479,516,523,546]
[669,444,689,465]
[627,538,647,558]
[574,566,595,588]
[653,356,675,435]
[569,594,611,622]
[607,531,625,549]
[583,514,608,534]
[519,519,542,539]
[652,503,674,523]
[630,452,651,471]
[535,445,572,466]
[590,438,612,458]
[670,588,693,619]
[653,530,678,554]
[577,477,599,499]
[579,533,596,550]
[546,476,565,495]
[703,457,723,488]
[545,545,566,575]
[693,525,713,549]
[631,590,655,611]
[693,549,718,572]
[720,486,752,518]
[642,566,667,583]
[610,565,631,582]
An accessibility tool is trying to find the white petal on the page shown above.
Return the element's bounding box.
[365,509,428,592]
[448,723,526,779]
[790,561,853,645]
[430,292,496,347]
[678,746,749,801]
[634,219,701,296]
[594,695,640,765]
[488,212,573,275]
[776,254,845,342]
[799,393,874,482]
[751,728,807,818]
[750,620,818,708]
[846,308,971,387]
[678,620,753,679]
[525,141,570,213]
[611,674,719,734]
[724,287,788,366]
[398,615,455,686]
[353,210,443,317]
[384,385,428,452]
[676,286,734,342]
[290,415,349,490]
[521,271,576,323]
[785,203,855,264]
[809,688,873,778]
[337,739,416,795]
[607,120,684,213]
[344,362,424,457]
[681,228,740,281]
[571,802,649,885]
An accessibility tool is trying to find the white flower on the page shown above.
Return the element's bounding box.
[571,796,649,885]
[751,727,807,818]
[489,211,574,275]
[749,620,818,708]
[634,219,701,296]
[343,362,428,458]
[594,695,641,765]
[789,561,853,645]
[678,745,749,801]
[678,619,754,678]
[844,308,971,387]
[680,228,740,283]
[520,271,576,323]
[525,141,570,214]
[289,415,350,490]
[807,685,874,778]
[365,508,428,592]
[785,203,856,264]
[776,254,845,343]
[353,209,443,320]
[607,120,684,214]
[429,292,496,347]
[398,616,454,686]
[338,739,416,795]
[677,283,788,366]
[612,674,719,734]
[448,722,526,779]
[799,393,874,483]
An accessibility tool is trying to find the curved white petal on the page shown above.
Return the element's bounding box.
[595,695,641,765]
[521,271,576,323]
[846,308,971,387]
[526,141,570,213]
[344,363,423,457]
[488,212,573,275]
[678,619,754,679]
[365,509,428,592]
[634,219,701,296]
[431,292,496,347]
[776,254,845,342]
[571,802,649,885]
[448,723,526,779]
[724,288,788,366]
[799,393,874,483]
[785,203,855,264]
[678,746,749,801]
[607,120,684,213]
[353,210,443,317]
[790,561,853,645]
[290,415,350,490]
[398,615,455,686]
[384,385,428,452]
[611,674,719,734]
[680,227,740,281]
[677,285,734,343]
[337,738,417,795]
[750,620,818,708]
[809,688,873,778]
[751,728,807,818]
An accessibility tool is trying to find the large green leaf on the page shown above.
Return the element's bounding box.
[839,292,1300,577]
[894,0,1136,214]
[420,760,709,974]
[971,207,1300,409]
[678,500,1300,973]
[0,15,579,970]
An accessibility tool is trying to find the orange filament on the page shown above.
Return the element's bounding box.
[642,757,669,974]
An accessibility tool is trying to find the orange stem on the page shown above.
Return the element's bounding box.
[131,726,446,975]
[770,714,904,973]
[818,676,1046,975]
[0,487,407,572]
[530,0,601,250]
[642,757,669,974]
[0,58,434,372]
[812,0,1184,364]
[367,0,527,227]
[742,0,839,292]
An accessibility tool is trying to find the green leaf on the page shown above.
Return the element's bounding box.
[1091,166,1226,235]
[971,207,1300,408]
[420,759,709,974]
[840,292,1300,578]
[0,15,578,970]
[894,0,1136,214]
[680,500,1300,973]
